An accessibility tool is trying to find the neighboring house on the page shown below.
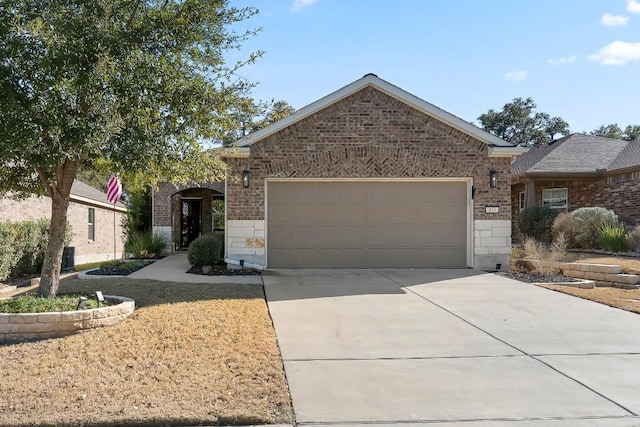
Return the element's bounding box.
[152,181,224,251]
[218,74,524,270]
[0,180,127,265]
[511,133,640,240]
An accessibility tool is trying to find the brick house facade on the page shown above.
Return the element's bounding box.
[512,134,640,242]
[152,181,224,251]
[0,180,126,265]
[225,75,524,269]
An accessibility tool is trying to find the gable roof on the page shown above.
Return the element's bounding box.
[512,133,640,177]
[233,74,525,157]
[71,180,126,211]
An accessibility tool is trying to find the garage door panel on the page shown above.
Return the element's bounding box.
[267,181,468,268]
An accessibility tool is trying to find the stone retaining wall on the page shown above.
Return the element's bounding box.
[0,296,135,343]
[515,259,640,288]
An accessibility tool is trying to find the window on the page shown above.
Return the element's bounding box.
[88,208,95,241]
[519,192,526,212]
[542,188,568,212]
[212,197,225,231]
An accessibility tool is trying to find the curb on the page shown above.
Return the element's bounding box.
[534,279,596,289]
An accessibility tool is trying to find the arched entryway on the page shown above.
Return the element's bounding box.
[171,187,224,250]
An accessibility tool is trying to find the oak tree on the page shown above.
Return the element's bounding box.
[0,0,263,297]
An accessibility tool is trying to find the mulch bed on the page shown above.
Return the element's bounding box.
[494,271,581,283]
[187,265,261,276]
[85,260,155,276]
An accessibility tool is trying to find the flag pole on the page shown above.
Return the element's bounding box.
[113,202,117,261]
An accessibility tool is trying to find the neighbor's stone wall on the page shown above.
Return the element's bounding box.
[0,296,135,343]
[0,195,126,264]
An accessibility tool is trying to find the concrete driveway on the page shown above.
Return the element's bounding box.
[263,269,640,426]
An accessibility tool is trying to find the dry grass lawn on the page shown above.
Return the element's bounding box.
[541,284,640,315]
[0,278,294,426]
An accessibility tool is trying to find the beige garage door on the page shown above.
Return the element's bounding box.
[267,181,468,268]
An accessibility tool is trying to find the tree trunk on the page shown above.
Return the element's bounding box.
[38,161,78,298]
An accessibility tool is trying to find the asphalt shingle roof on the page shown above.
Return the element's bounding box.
[71,180,125,208]
[512,134,640,177]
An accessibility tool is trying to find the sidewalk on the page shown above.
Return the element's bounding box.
[127,253,263,284]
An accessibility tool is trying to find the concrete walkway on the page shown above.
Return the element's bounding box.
[263,269,640,426]
[127,253,262,284]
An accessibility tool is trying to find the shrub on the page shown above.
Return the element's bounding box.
[126,230,167,258]
[187,233,224,267]
[628,226,640,252]
[0,219,73,282]
[571,207,619,249]
[521,236,567,275]
[0,223,18,281]
[551,212,575,248]
[599,223,629,253]
[517,206,558,240]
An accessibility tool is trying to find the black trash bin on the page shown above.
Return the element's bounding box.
[62,246,75,272]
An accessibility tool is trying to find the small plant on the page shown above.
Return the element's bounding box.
[126,230,167,258]
[521,237,566,275]
[599,223,629,253]
[551,212,575,248]
[188,233,224,267]
[517,205,558,241]
[628,225,640,252]
[571,207,619,249]
[0,293,107,313]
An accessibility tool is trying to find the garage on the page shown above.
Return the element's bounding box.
[267,180,469,268]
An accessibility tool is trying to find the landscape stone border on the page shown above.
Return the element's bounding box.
[0,295,135,343]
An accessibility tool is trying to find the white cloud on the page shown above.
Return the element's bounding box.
[628,0,640,13]
[588,40,640,65]
[547,55,578,66]
[600,13,630,26]
[504,70,528,82]
[290,0,318,12]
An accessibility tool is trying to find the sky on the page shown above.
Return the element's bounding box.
[227,0,640,133]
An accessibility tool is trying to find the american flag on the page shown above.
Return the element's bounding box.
[106,175,123,204]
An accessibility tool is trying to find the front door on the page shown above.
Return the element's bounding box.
[180,199,202,248]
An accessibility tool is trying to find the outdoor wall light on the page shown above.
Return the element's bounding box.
[242,170,250,188]
[489,170,498,188]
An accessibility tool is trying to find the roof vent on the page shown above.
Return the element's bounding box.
[363,73,378,78]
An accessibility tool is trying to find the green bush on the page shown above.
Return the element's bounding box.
[599,223,629,252]
[628,226,640,252]
[187,233,224,267]
[517,206,558,240]
[0,219,73,282]
[126,230,167,258]
[571,207,619,249]
[0,223,18,281]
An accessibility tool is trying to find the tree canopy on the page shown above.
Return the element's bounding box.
[477,97,570,147]
[0,0,263,296]
[221,97,295,147]
[590,124,640,141]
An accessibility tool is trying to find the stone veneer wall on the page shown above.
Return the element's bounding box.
[0,296,135,343]
[226,86,512,268]
[226,220,265,265]
[0,195,126,264]
[474,220,512,270]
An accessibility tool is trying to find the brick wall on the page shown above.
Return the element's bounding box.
[511,171,640,243]
[227,86,512,221]
[152,181,224,251]
[0,194,126,264]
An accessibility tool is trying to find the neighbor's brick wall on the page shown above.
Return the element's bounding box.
[511,171,640,243]
[227,86,512,221]
[0,195,125,262]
